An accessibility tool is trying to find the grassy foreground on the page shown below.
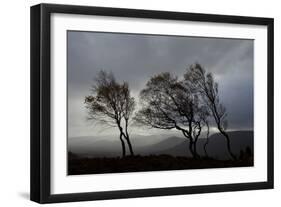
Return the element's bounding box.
[68,153,253,175]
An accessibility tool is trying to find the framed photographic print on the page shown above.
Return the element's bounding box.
[30,3,274,203]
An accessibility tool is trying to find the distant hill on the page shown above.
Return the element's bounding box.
[135,136,185,155]
[158,131,253,160]
[68,131,253,160]
[68,134,174,157]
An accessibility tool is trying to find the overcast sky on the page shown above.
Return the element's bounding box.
[67,31,253,139]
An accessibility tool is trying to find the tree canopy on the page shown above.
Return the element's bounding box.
[135,72,209,158]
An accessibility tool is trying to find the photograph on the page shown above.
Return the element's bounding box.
[30,3,274,203]
[67,31,254,175]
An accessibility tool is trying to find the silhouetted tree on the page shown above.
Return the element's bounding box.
[135,72,208,159]
[184,63,236,160]
[122,82,135,156]
[200,108,210,158]
[84,70,135,157]
[203,120,210,158]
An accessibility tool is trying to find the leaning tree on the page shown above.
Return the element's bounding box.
[135,72,208,159]
[84,70,135,157]
[200,106,210,157]
[184,63,236,160]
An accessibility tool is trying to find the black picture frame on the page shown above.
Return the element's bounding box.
[30,3,274,204]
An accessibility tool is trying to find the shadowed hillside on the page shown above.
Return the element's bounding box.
[158,131,253,160]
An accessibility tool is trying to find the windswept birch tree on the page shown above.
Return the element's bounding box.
[85,70,135,157]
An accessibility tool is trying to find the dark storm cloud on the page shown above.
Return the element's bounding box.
[67,31,253,137]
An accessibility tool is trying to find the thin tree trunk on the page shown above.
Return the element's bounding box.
[119,132,126,157]
[124,119,134,156]
[193,124,202,159]
[188,139,198,159]
[116,120,126,157]
[193,140,200,159]
[218,128,236,160]
[124,135,134,156]
[180,130,197,159]
[212,104,236,160]
[203,122,210,158]
[208,97,236,160]
[193,122,202,159]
